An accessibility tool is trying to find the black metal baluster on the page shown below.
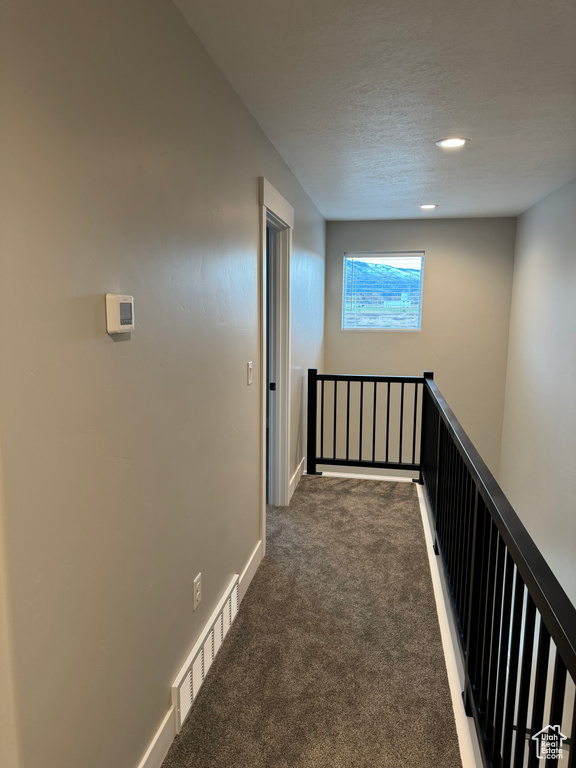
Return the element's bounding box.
[460,473,475,639]
[372,382,377,462]
[479,518,499,719]
[484,534,506,746]
[385,382,391,462]
[333,380,338,459]
[439,433,451,566]
[439,434,447,552]
[346,380,351,461]
[463,486,482,714]
[412,382,419,465]
[452,455,463,611]
[446,441,460,587]
[470,498,490,697]
[491,550,514,765]
[501,571,525,767]
[359,380,364,461]
[399,381,405,463]
[444,440,455,582]
[464,474,478,597]
[435,421,445,548]
[451,447,463,586]
[320,379,325,459]
[550,651,568,725]
[437,422,449,553]
[454,468,470,623]
[457,467,472,620]
[527,617,551,768]
[513,594,536,768]
[567,686,576,768]
[547,653,567,768]
[455,453,468,611]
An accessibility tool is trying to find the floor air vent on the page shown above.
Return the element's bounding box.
[172,575,239,731]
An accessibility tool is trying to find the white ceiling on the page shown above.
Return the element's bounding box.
[173,0,576,220]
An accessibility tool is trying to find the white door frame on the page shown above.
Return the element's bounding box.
[259,178,293,553]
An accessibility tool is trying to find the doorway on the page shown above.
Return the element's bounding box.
[266,224,275,504]
[260,179,293,551]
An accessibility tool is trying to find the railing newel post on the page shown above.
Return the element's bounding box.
[421,372,441,553]
[306,368,321,476]
[419,372,434,487]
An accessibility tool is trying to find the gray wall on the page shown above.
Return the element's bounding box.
[0,2,324,767]
[325,219,516,475]
[290,216,326,478]
[500,179,576,604]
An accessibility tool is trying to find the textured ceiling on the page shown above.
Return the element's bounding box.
[173,0,576,220]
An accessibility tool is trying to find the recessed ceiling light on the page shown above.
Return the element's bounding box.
[420,204,437,210]
[435,137,469,148]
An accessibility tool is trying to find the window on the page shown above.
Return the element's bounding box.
[342,252,424,331]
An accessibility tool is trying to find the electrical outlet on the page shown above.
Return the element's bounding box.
[193,573,202,611]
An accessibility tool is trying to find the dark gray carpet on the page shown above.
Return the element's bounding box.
[162,476,462,767]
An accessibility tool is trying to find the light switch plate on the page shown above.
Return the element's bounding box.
[193,573,202,611]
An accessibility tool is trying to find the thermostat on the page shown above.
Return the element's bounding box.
[106,294,134,334]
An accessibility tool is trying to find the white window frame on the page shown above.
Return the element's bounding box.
[341,251,425,332]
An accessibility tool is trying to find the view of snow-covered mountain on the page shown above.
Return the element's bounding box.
[344,260,421,299]
[343,257,423,329]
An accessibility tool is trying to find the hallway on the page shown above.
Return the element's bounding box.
[162,476,461,767]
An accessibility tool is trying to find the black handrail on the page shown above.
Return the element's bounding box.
[307,368,576,767]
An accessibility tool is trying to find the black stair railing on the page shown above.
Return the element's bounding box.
[307,368,576,768]
[306,368,425,476]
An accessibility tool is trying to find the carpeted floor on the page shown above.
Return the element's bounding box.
[162,476,462,767]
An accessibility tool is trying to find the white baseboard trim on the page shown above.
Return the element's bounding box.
[289,456,306,499]
[239,540,263,603]
[136,539,264,768]
[314,470,416,483]
[135,706,175,768]
[172,576,239,732]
